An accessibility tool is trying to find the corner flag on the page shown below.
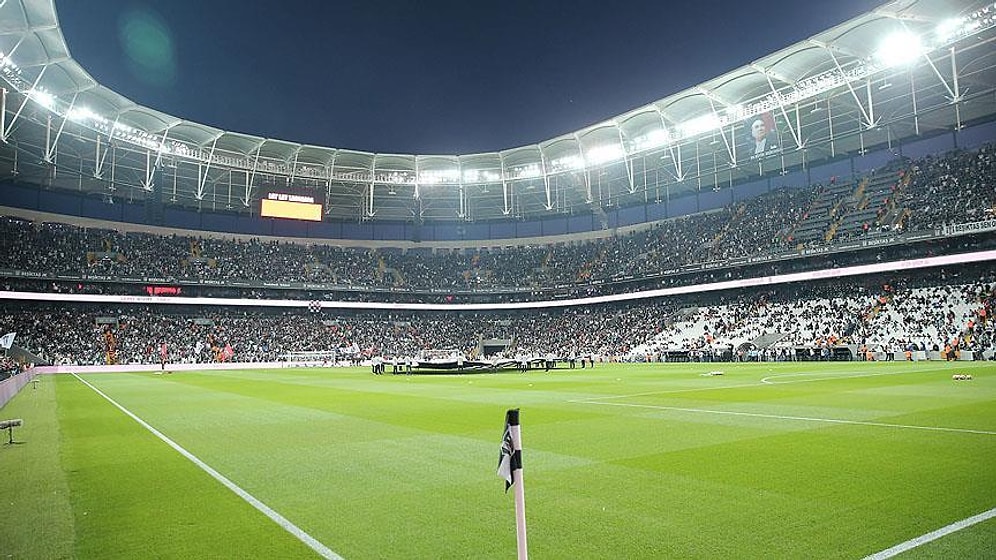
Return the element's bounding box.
[497,408,528,559]
[497,409,519,492]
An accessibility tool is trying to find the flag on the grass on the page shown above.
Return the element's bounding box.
[497,408,528,559]
[497,409,520,493]
[0,332,15,349]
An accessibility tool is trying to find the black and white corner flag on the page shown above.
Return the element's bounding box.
[497,408,528,558]
[497,408,521,493]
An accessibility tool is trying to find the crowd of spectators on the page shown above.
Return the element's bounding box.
[1,145,993,296]
[0,302,674,367]
[0,353,19,381]
[1,265,991,367]
[637,266,994,361]
[901,144,996,231]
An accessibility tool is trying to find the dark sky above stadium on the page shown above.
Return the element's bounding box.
[55,0,883,155]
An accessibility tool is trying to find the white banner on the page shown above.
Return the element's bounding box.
[0,332,15,350]
[943,219,996,236]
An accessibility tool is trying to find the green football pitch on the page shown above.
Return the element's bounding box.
[2,361,995,559]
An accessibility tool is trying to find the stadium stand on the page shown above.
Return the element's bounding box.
[1,145,994,300]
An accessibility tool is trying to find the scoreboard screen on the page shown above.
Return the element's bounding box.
[260,192,323,221]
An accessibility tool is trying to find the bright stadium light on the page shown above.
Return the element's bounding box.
[29,89,55,109]
[419,169,460,184]
[585,144,624,165]
[514,164,542,179]
[633,128,669,151]
[679,113,721,137]
[876,31,924,68]
[550,154,584,172]
[67,106,98,122]
[935,18,966,42]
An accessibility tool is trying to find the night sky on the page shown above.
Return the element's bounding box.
[55,0,883,155]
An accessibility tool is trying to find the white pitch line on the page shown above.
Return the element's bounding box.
[760,370,909,384]
[570,365,955,403]
[759,366,953,385]
[578,400,996,436]
[862,507,996,559]
[567,382,763,403]
[71,373,344,560]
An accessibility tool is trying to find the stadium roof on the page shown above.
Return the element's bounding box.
[0,0,994,222]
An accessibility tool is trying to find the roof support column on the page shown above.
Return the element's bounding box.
[93,134,105,178]
[288,146,302,184]
[153,125,174,169]
[413,158,421,201]
[323,152,337,215]
[704,96,737,165]
[367,155,377,218]
[825,49,874,129]
[456,157,468,219]
[244,144,262,206]
[827,95,836,158]
[3,64,47,141]
[573,133,592,204]
[538,147,553,211]
[865,78,876,128]
[193,136,219,199]
[0,88,6,144]
[498,153,510,215]
[951,46,962,129]
[171,162,178,203]
[762,72,804,147]
[615,125,636,193]
[909,68,919,136]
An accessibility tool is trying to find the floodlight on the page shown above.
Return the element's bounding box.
[585,144,624,165]
[634,128,668,150]
[67,106,97,122]
[679,113,721,137]
[552,155,584,171]
[515,164,542,179]
[876,31,923,68]
[419,169,458,184]
[29,89,55,109]
[935,18,964,42]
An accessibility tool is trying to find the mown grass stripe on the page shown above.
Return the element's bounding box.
[71,372,344,560]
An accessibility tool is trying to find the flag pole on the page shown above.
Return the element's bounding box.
[507,409,528,560]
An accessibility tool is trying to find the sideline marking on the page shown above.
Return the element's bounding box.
[577,400,996,436]
[71,373,344,560]
[862,507,996,559]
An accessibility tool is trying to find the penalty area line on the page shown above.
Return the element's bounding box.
[862,506,996,559]
[71,372,344,560]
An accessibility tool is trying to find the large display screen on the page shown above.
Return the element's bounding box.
[260,192,323,221]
